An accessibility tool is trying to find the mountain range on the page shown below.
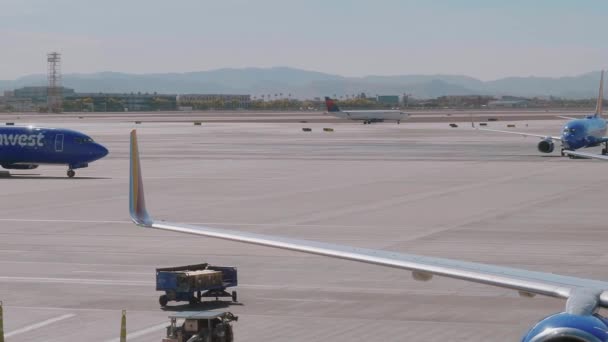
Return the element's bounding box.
[0,67,604,99]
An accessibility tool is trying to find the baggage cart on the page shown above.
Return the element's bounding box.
[156,263,238,307]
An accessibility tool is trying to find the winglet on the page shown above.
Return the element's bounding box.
[129,130,153,226]
[595,70,604,117]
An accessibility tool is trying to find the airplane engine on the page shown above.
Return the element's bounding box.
[1,164,39,170]
[522,312,608,342]
[537,139,555,153]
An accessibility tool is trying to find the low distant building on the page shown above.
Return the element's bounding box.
[13,86,75,103]
[376,95,399,106]
[0,96,36,112]
[65,92,177,111]
[178,94,251,109]
[1,90,36,111]
[437,95,494,108]
[488,99,529,108]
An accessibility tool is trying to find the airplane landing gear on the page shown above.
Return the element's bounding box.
[602,142,608,155]
[397,120,401,124]
[560,148,565,157]
[67,169,75,178]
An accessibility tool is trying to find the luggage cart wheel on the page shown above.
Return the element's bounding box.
[159,294,168,307]
[232,291,238,302]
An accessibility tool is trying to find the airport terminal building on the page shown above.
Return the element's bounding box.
[178,94,251,109]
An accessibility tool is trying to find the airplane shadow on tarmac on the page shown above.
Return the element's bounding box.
[161,300,244,312]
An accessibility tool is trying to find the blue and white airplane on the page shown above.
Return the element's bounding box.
[0,126,108,177]
[129,129,608,341]
[479,71,608,158]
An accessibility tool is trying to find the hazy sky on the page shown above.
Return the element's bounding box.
[2,0,607,80]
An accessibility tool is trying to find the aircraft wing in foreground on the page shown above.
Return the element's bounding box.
[129,129,608,342]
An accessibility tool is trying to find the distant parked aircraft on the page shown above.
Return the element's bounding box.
[324,97,409,124]
[0,126,108,177]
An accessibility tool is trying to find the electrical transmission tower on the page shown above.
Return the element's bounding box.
[47,52,62,113]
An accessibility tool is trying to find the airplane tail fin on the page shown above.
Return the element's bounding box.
[129,130,153,226]
[324,97,341,112]
[595,70,604,117]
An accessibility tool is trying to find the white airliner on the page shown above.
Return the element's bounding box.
[324,97,409,124]
[129,129,608,341]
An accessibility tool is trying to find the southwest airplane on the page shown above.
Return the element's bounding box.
[130,129,608,341]
[0,126,108,177]
[324,97,409,124]
[478,71,608,158]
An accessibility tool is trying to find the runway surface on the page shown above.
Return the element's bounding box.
[1,112,608,341]
[0,107,596,124]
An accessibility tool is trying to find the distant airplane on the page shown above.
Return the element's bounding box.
[324,97,409,124]
[0,126,108,177]
[129,128,608,342]
[478,70,608,158]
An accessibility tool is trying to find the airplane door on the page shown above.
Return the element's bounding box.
[55,134,64,152]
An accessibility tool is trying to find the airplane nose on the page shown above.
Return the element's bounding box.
[96,144,109,159]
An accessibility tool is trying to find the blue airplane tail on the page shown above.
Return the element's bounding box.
[324,97,340,112]
[595,70,604,117]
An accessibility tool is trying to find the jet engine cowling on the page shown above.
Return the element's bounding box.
[522,313,608,342]
[537,139,555,153]
[1,164,39,170]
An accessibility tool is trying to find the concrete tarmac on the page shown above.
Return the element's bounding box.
[0,107,596,124]
[1,114,608,341]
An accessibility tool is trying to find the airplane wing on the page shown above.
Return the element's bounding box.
[478,128,561,141]
[563,150,608,161]
[128,129,608,312]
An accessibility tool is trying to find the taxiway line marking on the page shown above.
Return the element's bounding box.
[71,270,151,275]
[0,276,148,286]
[103,322,168,342]
[5,313,75,337]
[0,218,388,229]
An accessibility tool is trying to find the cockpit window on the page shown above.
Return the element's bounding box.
[74,137,95,144]
[563,127,575,134]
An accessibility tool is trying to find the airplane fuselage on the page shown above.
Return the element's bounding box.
[561,116,607,150]
[0,126,108,174]
[330,110,408,122]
